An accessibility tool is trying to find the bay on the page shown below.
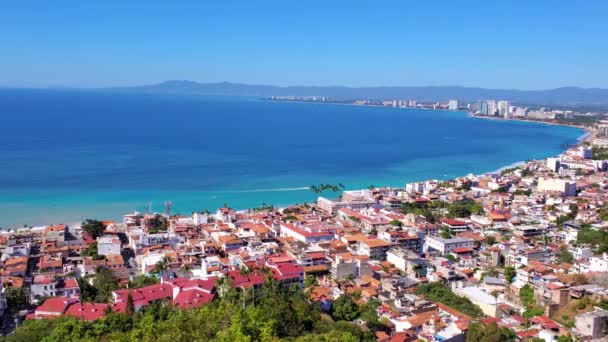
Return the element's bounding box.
[0,89,583,227]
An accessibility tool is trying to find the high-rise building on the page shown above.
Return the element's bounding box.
[448,99,458,111]
[479,101,489,115]
[479,100,498,116]
[498,100,510,117]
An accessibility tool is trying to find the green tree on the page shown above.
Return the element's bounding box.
[92,267,119,302]
[304,275,318,288]
[389,220,403,227]
[466,321,516,342]
[360,298,380,330]
[331,294,360,321]
[81,219,106,239]
[519,284,535,309]
[129,275,159,288]
[4,286,28,310]
[416,282,484,318]
[503,266,516,284]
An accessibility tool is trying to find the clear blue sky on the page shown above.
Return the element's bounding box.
[2,1,607,89]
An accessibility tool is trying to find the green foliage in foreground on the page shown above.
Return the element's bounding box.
[415,282,484,318]
[2,279,374,342]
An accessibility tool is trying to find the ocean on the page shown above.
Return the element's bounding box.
[0,89,583,227]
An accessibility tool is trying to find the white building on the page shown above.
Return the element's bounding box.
[97,235,122,256]
[192,212,209,225]
[546,158,561,172]
[514,107,528,117]
[570,246,593,261]
[423,236,474,255]
[498,100,510,118]
[537,177,577,196]
[588,253,608,272]
[448,99,458,110]
[454,286,503,317]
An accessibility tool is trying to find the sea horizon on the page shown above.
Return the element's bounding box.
[0,89,584,228]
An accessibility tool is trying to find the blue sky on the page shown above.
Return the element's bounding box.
[1,1,607,89]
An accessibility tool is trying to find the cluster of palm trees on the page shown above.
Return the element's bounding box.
[309,183,345,194]
[215,265,284,309]
[152,257,194,278]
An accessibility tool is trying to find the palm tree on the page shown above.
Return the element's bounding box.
[239,266,254,308]
[152,257,170,278]
[180,263,193,278]
[215,275,232,298]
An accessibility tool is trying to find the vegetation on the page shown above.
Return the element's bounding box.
[4,278,373,342]
[82,241,104,260]
[556,245,574,264]
[514,189,532,196]
[503,266,516,284]
[439,226,453,239]
[4,286,28,310]
[415,282,484,318]
[577,223,608,252]
[519,284,535,309]
[592,146,608,160]
[400,200,448,223]
[331,294,359,321]
[81,219,106,239]
[446,199,484,218]
[129,275,159,288]
[389,220,403,227]
[466,322,516,342]
[78,268,119,303]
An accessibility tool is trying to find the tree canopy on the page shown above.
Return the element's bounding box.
[416,282,484,318]
[81,219,105,239]
[5,278,374,342]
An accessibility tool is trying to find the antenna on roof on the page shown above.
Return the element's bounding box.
[148,202,152,214]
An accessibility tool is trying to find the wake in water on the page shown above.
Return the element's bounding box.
[214,187,310,194]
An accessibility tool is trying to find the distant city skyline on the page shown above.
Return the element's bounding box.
[1,1,607,89]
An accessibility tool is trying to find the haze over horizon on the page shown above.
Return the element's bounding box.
[2,1,608,90]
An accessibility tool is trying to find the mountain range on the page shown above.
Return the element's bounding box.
[112,80,608,106]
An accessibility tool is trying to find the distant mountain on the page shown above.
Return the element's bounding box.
[112,80,608,105]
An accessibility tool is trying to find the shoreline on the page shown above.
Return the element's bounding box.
[467,113,592,140]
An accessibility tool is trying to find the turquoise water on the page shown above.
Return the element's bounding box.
[0,90,583,227]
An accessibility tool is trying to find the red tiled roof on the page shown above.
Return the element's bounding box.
[441,218,467,226]
[173,289,214,309]
[34,297,78,317]
[64,302,108,321]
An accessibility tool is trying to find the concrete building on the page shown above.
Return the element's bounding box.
[454,286,502,317]
[546,158,561,172]
[574,308,608,340]
[423,236,474,255]
[498,100,510,117]
[97,235,122,256]
[537,177,577,196]
[514,107,528,117]
[448,99,458,111]
[331,253,372,280]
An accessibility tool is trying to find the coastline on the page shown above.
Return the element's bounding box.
[467,112,592,141]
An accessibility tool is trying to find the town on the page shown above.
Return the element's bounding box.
[4,132,608,341]
[268,96,607,128]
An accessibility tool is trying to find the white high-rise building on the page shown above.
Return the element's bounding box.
[498,100,510,117]
[547,157,561,172]
[448,99,458,111]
